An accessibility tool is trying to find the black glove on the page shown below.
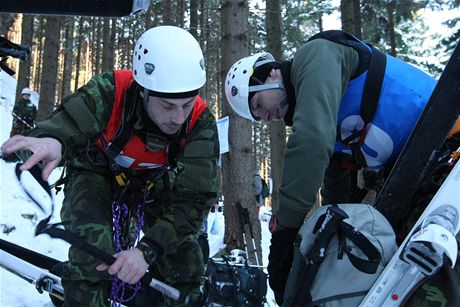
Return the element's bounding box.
[362,167,384,191]
[267,215,299,305]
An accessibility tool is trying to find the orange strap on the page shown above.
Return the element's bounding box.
[448,116,460,138]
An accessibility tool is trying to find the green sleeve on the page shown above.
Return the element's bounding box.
[277,39,359,228]
[29,72,115,160]
[12,99,24,115]
[143,107,220,255]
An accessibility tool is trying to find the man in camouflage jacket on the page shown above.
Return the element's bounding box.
[1,26,219,307]
[10,87,37,136]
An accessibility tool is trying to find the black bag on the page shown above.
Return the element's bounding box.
[203,258,267,306]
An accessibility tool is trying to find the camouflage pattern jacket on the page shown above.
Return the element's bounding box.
[29,71,219,256]
[11,97,37,133]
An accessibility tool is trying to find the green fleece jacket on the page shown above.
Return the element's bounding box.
[277,39,359,229]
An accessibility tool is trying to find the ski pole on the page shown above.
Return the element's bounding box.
[239,203,260,266]
[12,111,34,129]
[236,202,260,265]
[243,206,260,266]
[236,202,250,261]
[36,221,195,304]
[0,249,64,301]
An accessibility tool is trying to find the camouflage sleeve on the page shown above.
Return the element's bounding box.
[12,99,24,116]
[31,105,37,120]
[28,72,115,160]
[142,107,220,255]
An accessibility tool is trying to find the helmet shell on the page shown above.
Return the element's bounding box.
[21,87,32,95]
[132,26,206,94]
[224,52,274,120]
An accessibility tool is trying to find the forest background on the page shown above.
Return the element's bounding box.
[1,0,459,264]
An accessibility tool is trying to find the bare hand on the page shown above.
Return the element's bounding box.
[1,135,62,181]
[96,248,148,284]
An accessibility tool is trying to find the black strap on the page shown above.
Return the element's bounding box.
[105,85,138,160]
[361,46,386,124]
[338,46,387,168]
[338,221,382,274]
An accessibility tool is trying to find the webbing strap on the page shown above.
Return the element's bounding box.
[105,86,137,160]
[339,46,387,168]
[361,46,386,124]
[338,221,381,274]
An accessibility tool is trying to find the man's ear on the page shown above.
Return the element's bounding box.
[268,68,280,80]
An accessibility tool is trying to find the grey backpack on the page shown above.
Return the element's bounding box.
[282,204,397,307]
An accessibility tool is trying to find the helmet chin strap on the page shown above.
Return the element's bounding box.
[143,88,150,109]
[249,82,285,93]
[278,97,288,109]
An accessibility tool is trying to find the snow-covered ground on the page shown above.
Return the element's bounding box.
[0,69,275,306]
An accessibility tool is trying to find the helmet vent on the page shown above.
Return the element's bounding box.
[143,49,148,54]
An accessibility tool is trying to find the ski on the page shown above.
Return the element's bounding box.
[360,160,460,306]
[0,249,64,300]
[0,238,60,271]
[374,40,460,235]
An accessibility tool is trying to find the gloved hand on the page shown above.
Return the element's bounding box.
[267,215,299,305]
[362,167,383,191]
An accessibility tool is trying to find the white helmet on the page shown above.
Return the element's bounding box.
[21,87,32,95]
[132,26,206,96]
[224,52,283,120]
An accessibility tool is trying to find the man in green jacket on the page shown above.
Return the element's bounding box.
[224,30,436,304]
[1,26,219,306]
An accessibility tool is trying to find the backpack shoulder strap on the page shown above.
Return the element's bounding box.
[339,46,387,168]
[361,46,386,124]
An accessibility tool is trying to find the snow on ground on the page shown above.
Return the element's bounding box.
[0,69,275,306]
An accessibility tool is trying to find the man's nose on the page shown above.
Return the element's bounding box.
[172,108,186,124]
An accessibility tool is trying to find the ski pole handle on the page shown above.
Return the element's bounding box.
[306,205,348,261]
[38,226,192,303]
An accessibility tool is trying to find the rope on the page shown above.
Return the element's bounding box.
[109,183,148,306]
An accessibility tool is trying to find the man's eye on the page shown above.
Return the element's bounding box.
[163,104,175,110]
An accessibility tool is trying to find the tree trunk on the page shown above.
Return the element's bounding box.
[386,2,397,57]
[15,14,34,101]
[352,0,362,39]
[177,0,185,28]
[61,17,75,99]
[221,0,261,265]
[340,0,354,34]
[190,0,198,39]
[33,17,44,91]
[266,0,286,215]
[74,17,84,91]
[164,0,172,25]
[94,17,102,75]
[38,16,61,119]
